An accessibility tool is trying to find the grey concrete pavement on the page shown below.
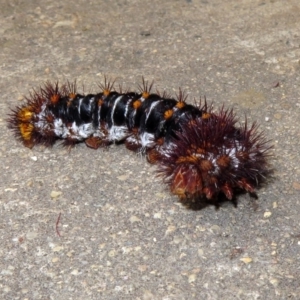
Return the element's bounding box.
[1,0,300,299]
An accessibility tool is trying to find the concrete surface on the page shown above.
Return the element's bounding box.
[1,0,300,299]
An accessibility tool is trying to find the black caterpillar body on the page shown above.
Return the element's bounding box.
[8,78,271,206]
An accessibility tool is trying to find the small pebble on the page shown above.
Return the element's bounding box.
[129,215,141,223]
[188,274,197,283]
[51,191,62,198]
[264,211,272,218]
[26,231,38,240]
[240,257,252,264]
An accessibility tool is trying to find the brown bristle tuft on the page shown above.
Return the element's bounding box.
[98,76,115,96]
[158,107,272,205]
[216,155,231,168]
[138,77,154,99]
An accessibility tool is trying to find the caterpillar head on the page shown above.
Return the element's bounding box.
[158,108,271,205]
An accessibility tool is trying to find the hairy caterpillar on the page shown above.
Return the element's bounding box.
[8,78,272,207]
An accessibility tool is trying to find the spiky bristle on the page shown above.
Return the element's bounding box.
[7,82,79,148]
[158,108,271,204]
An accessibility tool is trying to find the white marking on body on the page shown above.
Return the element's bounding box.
[208,153,220,175]
[227,143,242,170]
[132,109,137,119]
[36,103,52,133]
[126,135,140,146]
[53,118,67,137]
[73,122,94,139]
[124,97,133,119]
[145,100,161,123]
[159,142,176,159]
[140,132,155,148]
[107,95,129,141]
[92,129,105,138]
[109,125,128,141]
[111,95,123,126]
[97,98,102,123]
[77,98,83,115]
[53,119,95,140]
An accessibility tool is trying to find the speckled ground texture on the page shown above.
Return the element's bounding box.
[1,0,300,299]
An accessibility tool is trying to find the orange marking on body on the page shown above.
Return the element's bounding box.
[133,100,142,109]
[200,159,213,172]
[202,112,211,119]
[50,94,60,104]
[164,109,173,120]
[196,147,205,155]
[176,101,185,109]
[17,107,33,122]
[176,155,198,164]
[19,123,34,141]
[103,89,110,96]
[216,155,231,168]
[142,91,150,99]
[98,99,104,106]
[69,93,76,100]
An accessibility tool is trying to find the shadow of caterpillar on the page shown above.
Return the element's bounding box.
[8,78,272,208]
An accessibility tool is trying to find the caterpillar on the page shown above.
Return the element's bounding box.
[8,78,272,207]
